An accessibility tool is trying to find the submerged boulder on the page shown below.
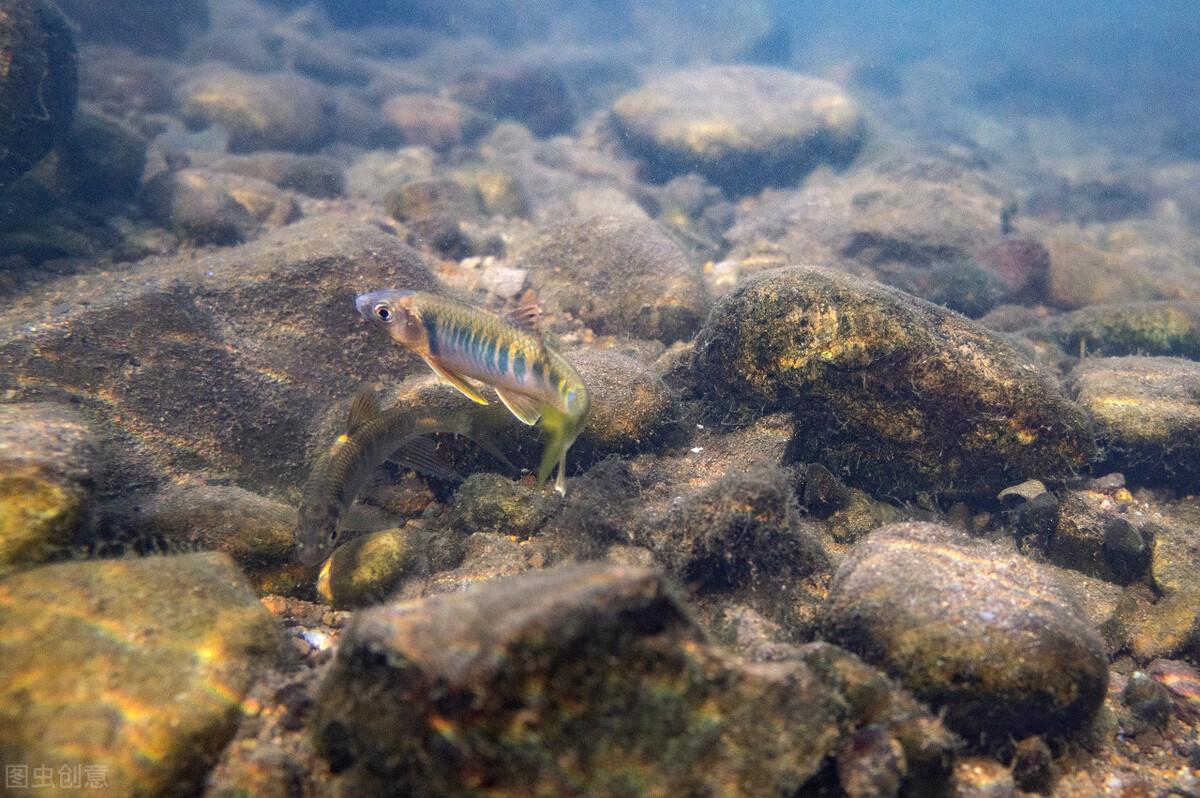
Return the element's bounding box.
[0,216,437,493]
[178,68,334,153]
[693,266,1096,499]
[512,214,709,343]
[1042,301,1200,359]
[0,553,280,796]
[0,0,77,194]
[0,403,97,576]
[611,65,864,196]
[823,523,1109,740]
[313,564,847,796]
[56,0,206,56]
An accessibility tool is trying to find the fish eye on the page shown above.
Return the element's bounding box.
[329,529,339,542]
[374,304,393,323]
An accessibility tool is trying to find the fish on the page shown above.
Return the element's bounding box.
[293,386,513,566]
[355,289,590,496]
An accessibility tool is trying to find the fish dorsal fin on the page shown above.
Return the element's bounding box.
[495,387,542,426]
[422,356,489,406]
[347,387,381,434]
[503,302,542,335]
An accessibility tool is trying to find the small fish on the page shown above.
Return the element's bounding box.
[355,289,590,495]
[293,386,512,566]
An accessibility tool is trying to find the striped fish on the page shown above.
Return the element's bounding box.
[355,289,590,495]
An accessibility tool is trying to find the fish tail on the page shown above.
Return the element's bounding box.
[537,407,579,495]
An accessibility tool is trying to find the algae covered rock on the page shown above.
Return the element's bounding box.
[448,64,576,137]
[0,0,77,193]
[142,168,297,246]
[382,93,492,150]
[571,347,676,457]
[1070,357,1200,491]
[0,552,280,796]
[208,152,346,199]
[693,266,1096,499]
[1045,302,1200,359]
[0,403,97,575]
[639,464,827,591]
[0,217,437,493]
[823,523,1109,740]
[313,563,846,796]
[611,65,864,196]
[178,67,334,153]
[513,214,709,343]
[445,472,559,540]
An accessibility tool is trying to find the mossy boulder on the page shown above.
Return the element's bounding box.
[0,403,97,576]
[445,472,559,540]
[0,553,280,796]
[313,563,847,796]
[512,214,709,343]
[611,65,864,196]
[1070,357,1200,491]
[693,266,1096,499]
[0,0,77,194]
[1044,302,1200,359]
[823,523,1109,740]
[571,347,676,458]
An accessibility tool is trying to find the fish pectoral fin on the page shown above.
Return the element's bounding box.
[389,437,463,482]
[423,356,489,405]
[495,388,542,426]
[503,302,542,334]
[346,385,381,434]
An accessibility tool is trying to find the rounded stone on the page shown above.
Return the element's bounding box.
[0,0,77,193]
[823,523,1109,740]
[611,65,864,196]
[693,266,1096,499]
[178,68,334,153]
[513,214,709,343]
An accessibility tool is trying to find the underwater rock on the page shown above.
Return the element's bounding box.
[0,216,437,493]
[178,67,334,153]
[571,347,675,457]
[381,94,492,151]
[384,177,483,222]
[0,552,280,796]
[1042,301,1200,359]
[56,0,206,55]
[345,147,435,203]
[1041,223,1200,308]
[319,526,433,610]
[449,167,529,218]
[127,484,311,596]
[0,403,97,576]
[1046,488,1152,584]
[448,64,576,137]
[1070,357,1200,491]
[834,725,905,798]
[0,0,77,194]
[445,472,559,540]
[693,267,1096,500]
[1131,500,1200,661]
[725,158,1016,311]
[512,214,709,343]
[143,168,298,246]
[953,758,1015,798]
[78,45,175,116]
[823,523,1109,740]
[208,152,346,199]
[638,464,827,592]
[313,563,846,796]
[611,65,864,196]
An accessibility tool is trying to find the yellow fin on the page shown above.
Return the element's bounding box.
[495,387,542,426]
[347,386,381,434]
[423,356,489,405]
